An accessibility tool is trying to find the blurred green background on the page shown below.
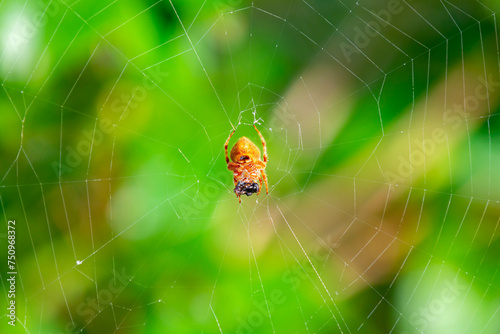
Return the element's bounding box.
[1,0,499,333]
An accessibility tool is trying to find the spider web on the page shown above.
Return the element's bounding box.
[1,0,500,333]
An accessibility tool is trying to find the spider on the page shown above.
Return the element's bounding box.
[225,125,269,203]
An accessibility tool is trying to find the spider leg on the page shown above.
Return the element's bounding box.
[261,170,269,194]
[233,176,241,203]
[225,129,236,164]
[228,162,239,171]
[253,125,267,163]
[257,177,262,195]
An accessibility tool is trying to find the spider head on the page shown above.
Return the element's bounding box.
[234,181,260,196]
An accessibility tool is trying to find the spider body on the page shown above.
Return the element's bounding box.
[225,126,269,203]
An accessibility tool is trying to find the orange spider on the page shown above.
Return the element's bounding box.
[225,125,269,203]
